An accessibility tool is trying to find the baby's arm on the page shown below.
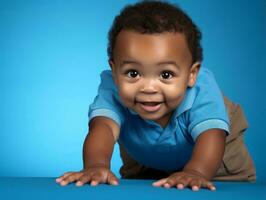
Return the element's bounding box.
[83,116,120,169]
[153,128,226,191]
[183,129,226,180]
[56,116,120,186]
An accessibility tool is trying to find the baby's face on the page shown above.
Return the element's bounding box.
[109,30,200,127]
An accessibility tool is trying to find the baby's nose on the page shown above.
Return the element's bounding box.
[140,79,158,93]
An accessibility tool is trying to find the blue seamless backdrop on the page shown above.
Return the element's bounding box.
[0,0,265,180]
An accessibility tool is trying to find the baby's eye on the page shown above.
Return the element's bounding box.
[160,71,173,79]
[126,70,139,78]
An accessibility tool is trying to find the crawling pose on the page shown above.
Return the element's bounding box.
[56,1,256,191]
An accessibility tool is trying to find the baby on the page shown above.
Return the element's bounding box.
[56,1,256,191]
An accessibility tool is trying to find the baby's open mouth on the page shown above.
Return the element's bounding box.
[138,102,162,112]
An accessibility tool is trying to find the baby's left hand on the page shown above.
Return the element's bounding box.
[152,170,216,191]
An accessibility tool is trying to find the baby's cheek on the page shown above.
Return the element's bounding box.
[164,87,185,107]
[118,85,136,106]
[167,96,183,109]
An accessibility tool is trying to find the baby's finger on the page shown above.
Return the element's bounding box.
[152,178,168,187]
[56,172,73,183]
[202,181,216,191]
[90,174,103,186]
[189,179,201,191]
[76,173,92,186]
[60,173,82,186]
[163,175,183,188]
[107,172,119,185]
[176,177,190,189]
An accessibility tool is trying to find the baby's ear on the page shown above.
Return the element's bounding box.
[188,62,201,87]
[108,59,118,85]
[108,59,115,71]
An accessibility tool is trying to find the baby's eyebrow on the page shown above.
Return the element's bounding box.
[157,61,180,68]
[120,60,180,69]
[121,60,141,67]
[120,60,141,68]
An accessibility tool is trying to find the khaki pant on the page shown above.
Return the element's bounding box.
[118,96,256,182]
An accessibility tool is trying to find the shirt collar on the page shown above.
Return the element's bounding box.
[175,86,197,117]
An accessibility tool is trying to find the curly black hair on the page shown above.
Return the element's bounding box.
[107,0,203,64]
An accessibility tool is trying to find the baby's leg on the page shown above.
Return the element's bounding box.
[118,142,171,179]
[213,96,256,181]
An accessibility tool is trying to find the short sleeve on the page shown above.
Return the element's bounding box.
[188,68,230,141]
[88,70,125,127]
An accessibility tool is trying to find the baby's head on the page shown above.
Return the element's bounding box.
[107,1,202,127]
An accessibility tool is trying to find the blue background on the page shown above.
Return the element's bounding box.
[0,0,265,181]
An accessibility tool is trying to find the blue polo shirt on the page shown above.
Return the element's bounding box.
[88,68,230,171]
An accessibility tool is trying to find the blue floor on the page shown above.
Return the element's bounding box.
[0,177,265,200]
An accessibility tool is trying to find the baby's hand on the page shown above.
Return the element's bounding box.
[152,170,216,191]
[55,165,119,187]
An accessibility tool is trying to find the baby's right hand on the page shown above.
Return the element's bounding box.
[55,165,119,187]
